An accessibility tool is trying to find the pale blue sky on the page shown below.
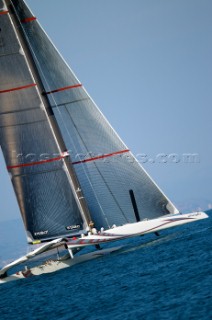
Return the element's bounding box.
[0,0,212,222]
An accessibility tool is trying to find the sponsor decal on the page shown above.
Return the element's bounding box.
[66,225,81,231]
[188,212,201,218]
[34,230,48,236]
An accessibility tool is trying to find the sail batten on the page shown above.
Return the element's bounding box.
[0,10,8,15]
[72,150,130,165]
[21,16,36,23]
[7,152,68,170]
[0,83,36,93]
[45,84,83,95]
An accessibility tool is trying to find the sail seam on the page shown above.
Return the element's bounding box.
[7,152,69,170]
[44,84,82,95]
[11,168,63,178]
[0,83,37,94]
[51,98,90,108]
[72,150,130,165]
[0,119,46,129]
[0,106,41,116]
[0,51,24,58]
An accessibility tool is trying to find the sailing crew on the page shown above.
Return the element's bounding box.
[89,220,94,230]
[100,227,104,233]
[91,227,97,235]
[89,220,98,234]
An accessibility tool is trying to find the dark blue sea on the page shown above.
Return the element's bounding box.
[0,210,211,320]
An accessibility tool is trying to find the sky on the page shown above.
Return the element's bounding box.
[0,0,212,223]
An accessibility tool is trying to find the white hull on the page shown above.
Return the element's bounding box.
[67,212,208,248]
[0,246,122,284]
[0,211,208,284]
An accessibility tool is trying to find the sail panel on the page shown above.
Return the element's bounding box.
[53,100,126,161]
[0,53,33,91]
[0,119,62,169]
[0,12,20,56]
[73,153,171,229]
[0,107,44,127]
[13,169,84,241]
[73,161,129,229]
[11,0,36,22]
[0,86,42,114]
[0,0,5,9]
[11,13,80,93]
[47,88,86,109]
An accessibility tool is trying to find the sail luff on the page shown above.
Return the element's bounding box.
[6,0,92,229]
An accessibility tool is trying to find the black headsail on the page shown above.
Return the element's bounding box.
[0,0,91,242]
[0,0,179,238]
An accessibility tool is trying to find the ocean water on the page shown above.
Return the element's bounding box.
[0,211,211,320]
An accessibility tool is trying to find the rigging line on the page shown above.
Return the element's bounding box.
[17,13,128,226]
[16,14,92,226]
[42,87,109,226]
[62,105,130,224]
[63,104,110,227]
[25,45,128,224]
[17,15,109,226]
[45,91,110,227]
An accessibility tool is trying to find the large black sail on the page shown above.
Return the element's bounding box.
[0,0,89,242]
[1,0,178,234]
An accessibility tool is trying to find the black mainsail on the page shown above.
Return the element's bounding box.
[0,0,178,242]
[0,0,91,242]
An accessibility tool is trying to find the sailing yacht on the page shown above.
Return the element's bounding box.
[0,0,208,283]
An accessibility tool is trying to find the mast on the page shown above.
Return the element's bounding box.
[5,0,91,228]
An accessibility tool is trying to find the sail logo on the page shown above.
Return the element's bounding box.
[34,230,48,236]
[66,225,81,230]
[188,212,201,218]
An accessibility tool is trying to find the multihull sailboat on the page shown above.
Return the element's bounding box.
[0,0,208,283]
